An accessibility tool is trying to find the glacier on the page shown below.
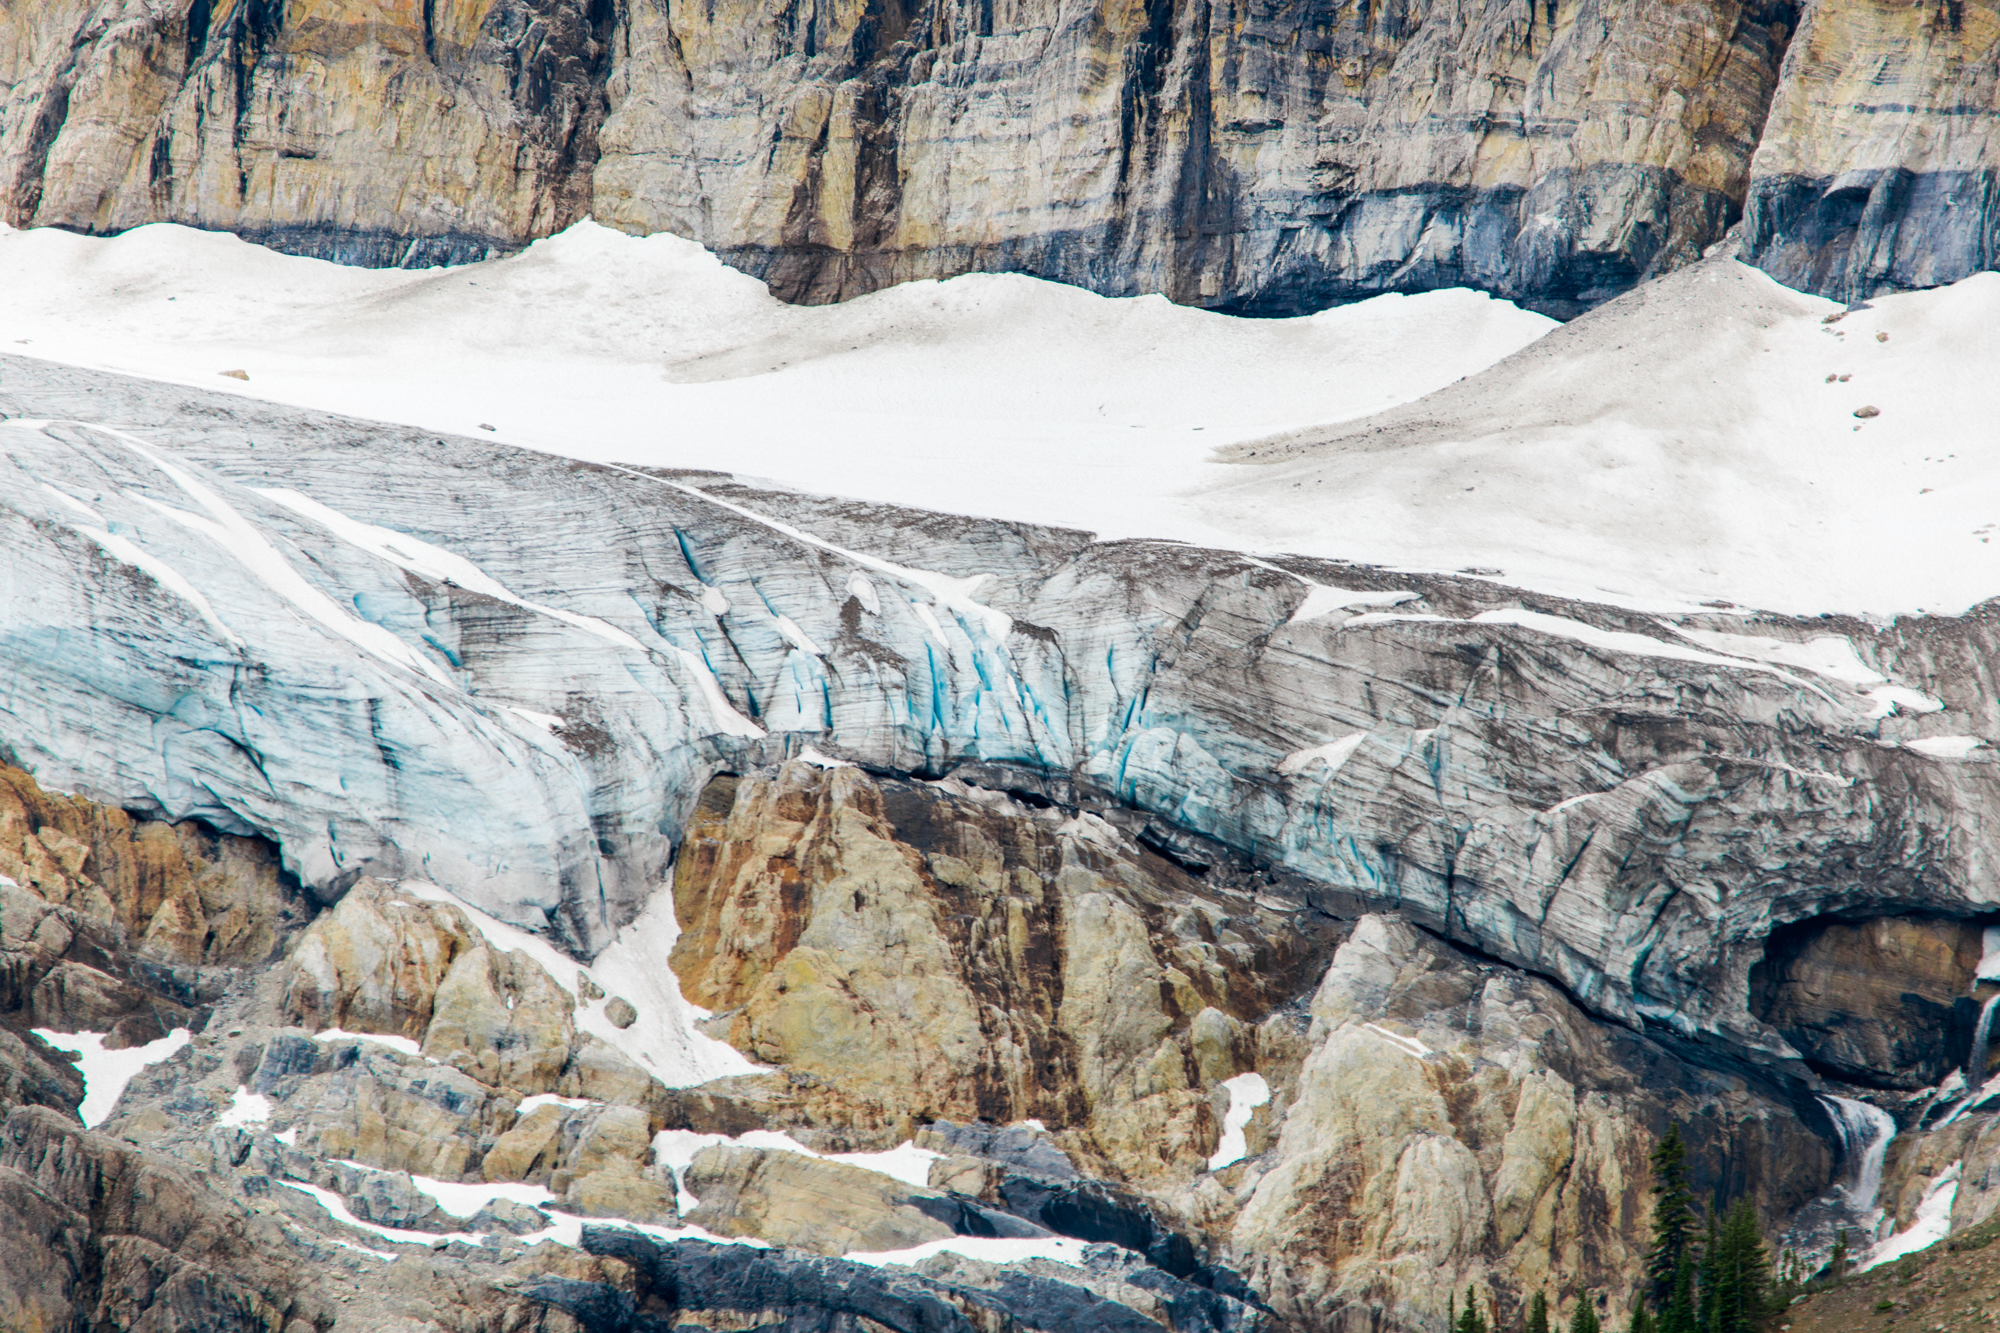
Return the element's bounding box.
[7,349,1999,1077]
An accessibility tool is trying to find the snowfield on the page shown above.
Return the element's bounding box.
[0,217,1548,543]
[3,219,1998,614]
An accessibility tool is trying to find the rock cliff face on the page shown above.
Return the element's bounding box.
[1739,0,2000,303]
[5,0,1993,312]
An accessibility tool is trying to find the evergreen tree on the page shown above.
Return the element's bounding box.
[1526,1291,1551,1333]
[1567,1295,1601,1333]
[1696,1207,1722,1333]
[1704,1198,1774,1333]
[1828,1227,1848,1283]
[1646,1125,1699,1307]
[1627,1304,1656,1333]
[1453,1285,1489,1333]
[1660,1251,1698,1333]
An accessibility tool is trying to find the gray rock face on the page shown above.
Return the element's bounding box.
[4,350,1999,1086]
[1750,916,1987,1091]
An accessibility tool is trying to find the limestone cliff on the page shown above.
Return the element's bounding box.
[0,0,1946,315]
[1740,0,2000,303]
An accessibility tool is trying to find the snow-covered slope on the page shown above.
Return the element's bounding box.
[0,218,1551,547]
[1212,258,2000,615]
[10,223,2000,616]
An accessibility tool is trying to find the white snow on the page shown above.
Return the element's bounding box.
[1905,736,1985,760]
[27,473,247,649]
[274,1128,298,1146]
[1861,1162,1961,1270]
[502,706,566,732]
[280,1180,488,1247]
[313,1028,425,1058]
[830,1142,947,1187]
[794,746,855,769]
[287,1167,757,1254]
[1363,1023,1432,1059]
[844,1236,1092,1268]
[1205,262,2000,615]
[1978,927,2000,984]
[0,220,1552,586]
[1470,610,1827,697]
[1289,586,1418,624]
[216,1085,274,1128]
[1206,1072,1272,1171]
[1669,629,1887,685]
[334,1160,558,1217]
[517,1094,596,1115]
[1866,686,1946,718]
[32,1027,191,1128]
[400,879,758,1088]
[772,614,824,655]
[651,1128,943,1214]
[74,425,458,688]
[1279,734,1368,778]
[12,223,2000,614]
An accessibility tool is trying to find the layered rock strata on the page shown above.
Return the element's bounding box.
[0,0,1832,315]
[1740,0,2000,303]
[0,0,616,268]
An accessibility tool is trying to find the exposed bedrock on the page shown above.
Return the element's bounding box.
[3,0,1799,314]
[6,351,2000,1088]
[1738,0,2000,303]
[1750,915,1988,1091]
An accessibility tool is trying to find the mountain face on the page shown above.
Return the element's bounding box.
[1,0,1994,314]
[4,338,2000,1329]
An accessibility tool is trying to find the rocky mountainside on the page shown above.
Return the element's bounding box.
[8,338,2000,1329]
[1,0,1995,314]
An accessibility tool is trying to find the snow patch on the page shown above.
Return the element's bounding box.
[1279,733,1367,777]
[281,1180,486,1247]
[651,1128,943,1214]
[1861,1162,1961,1270]
[1866,685,1946,718]
[1978,927,2000,984]
[255,486,647,652]
[401,879,758,1088]
[1363,1023,1432,1060]
[33,1028,191,1128]
[846,572,880,615]
[845,1236,1092,1269]
[312,1028,425,1057]
[795,747,854,769]
[517,1094,595,1115]
[502,706,565,732]
[1905,736,1984,759]
[772,614,824,655]
[79,425,459,687]
[216,1085,273,1128]
[1207,1072,1272,1171]
[1288,585,1417,624]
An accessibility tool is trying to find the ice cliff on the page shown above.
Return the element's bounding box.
[5,350,1997,1079]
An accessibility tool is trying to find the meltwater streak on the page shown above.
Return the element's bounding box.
[1821,1094,1897,1214]
[1970,992,2000,1089]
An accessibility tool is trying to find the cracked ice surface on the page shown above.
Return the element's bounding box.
[3,359,1998,1071]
